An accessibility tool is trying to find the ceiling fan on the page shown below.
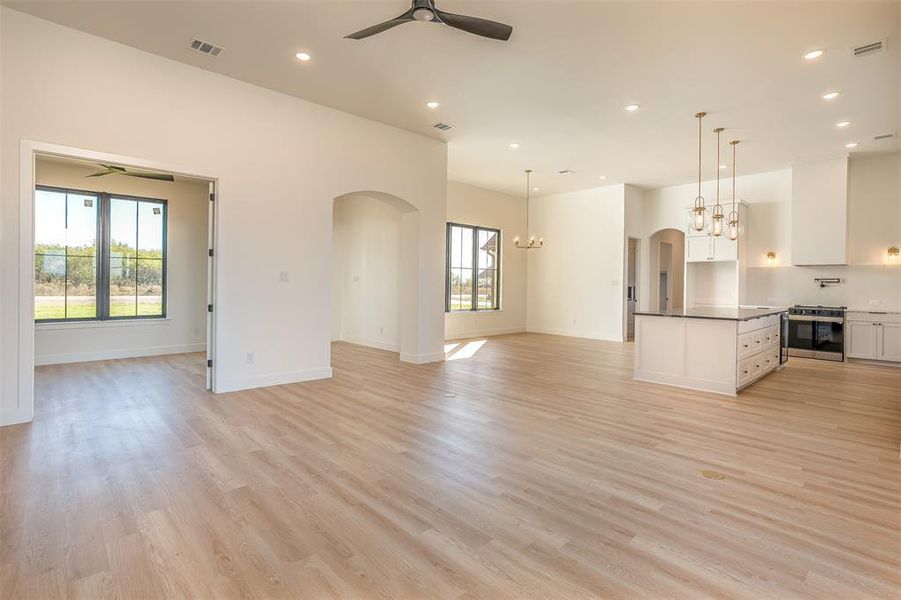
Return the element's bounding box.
[345,0,513,41]
[87,163,174,182]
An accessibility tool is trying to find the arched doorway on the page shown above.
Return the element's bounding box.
[331,191,420,362]
[647,228,685,312]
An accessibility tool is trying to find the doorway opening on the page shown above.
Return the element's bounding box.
[625,237,640,341]
[648,228,685,313]
[16,143,219,426]
[331,191,420,362]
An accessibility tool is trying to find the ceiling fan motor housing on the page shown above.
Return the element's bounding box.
[412,0,436,21]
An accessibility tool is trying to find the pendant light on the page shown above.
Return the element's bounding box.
[514,169,543,249]
[690,112,707,231]
[711,127,725,236]
[727,140,740,240]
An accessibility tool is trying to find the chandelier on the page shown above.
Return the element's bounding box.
[514,169,543,249]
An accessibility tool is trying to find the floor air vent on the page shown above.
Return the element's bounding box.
[853,40,884,58]
[190,39,223,57]
[432,123,454,131]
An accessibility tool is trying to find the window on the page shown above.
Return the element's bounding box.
[34,186,167,322]
[446,223,500,312]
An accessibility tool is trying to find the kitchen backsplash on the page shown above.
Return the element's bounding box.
[746,265,901,311]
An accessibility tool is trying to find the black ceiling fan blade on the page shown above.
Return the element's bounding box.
[435,10,512,41]
[125,171,175,182]
[345,10,415,40]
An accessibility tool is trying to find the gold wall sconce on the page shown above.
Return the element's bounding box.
[766,251,776,265]
[889,246,900,262]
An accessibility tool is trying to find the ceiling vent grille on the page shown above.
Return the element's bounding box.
[432,122,454,131]
[852,40,884,58]
[873,132,896,141]
[190,39,223,57]
[557,169,574,175]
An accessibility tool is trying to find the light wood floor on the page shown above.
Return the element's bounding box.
[2,333,900,599]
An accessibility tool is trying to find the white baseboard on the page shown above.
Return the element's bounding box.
[525,326,623,342]
[445,326,525,341]
[0,405,34,427]
[400,351,446,364]
[339,337,400,353]
[35,343,207,366]
[218,367,333,394]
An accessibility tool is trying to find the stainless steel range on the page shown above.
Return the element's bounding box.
[787,305,846,361]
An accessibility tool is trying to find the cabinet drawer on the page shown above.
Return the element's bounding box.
[738,331,756,359]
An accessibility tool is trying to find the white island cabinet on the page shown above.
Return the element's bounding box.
[634,307,786,396]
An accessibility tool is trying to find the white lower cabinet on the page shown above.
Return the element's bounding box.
[847,320,879,359]
[878,322,901,362]
[846,314,901,363]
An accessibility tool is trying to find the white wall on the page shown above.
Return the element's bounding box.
[445,181,527,340]
[33,158,209,365]
[527,184,626,341]
[1,9,447,426]
[332,194,402,352]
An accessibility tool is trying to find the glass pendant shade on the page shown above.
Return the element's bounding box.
[727,211,739,240]
[691,199,706,231]
[712,214,724,237]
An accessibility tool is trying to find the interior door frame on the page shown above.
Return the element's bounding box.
[16,140,221,425]
[623,236,640,341]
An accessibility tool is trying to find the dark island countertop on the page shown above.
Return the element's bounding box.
[633,306,788,321]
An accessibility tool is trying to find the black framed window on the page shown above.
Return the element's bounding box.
[34,186,167,322]
[446,222,500,312]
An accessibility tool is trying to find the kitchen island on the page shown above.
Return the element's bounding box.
[633,307,787,395]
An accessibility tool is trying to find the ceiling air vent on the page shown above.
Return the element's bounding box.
[852,40,884,58]
[557,169,574,175]
[432,123,454,131]
[190,39,223,57]
[873,132,896,141]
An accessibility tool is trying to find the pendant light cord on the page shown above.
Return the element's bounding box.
[715,129,721,207]
[697,115,702,200]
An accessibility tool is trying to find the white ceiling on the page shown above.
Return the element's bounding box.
[6,1,900,196]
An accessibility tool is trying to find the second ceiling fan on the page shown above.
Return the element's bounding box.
[345,0,513,41]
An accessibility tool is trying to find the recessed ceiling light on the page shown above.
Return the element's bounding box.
[719,164,728,170]
[532,187,539,191]
[426,101,440,109]
[804,49,824,60]
[624,104,640,112]
[835,121,851,128]
[822,91,840,100]
[295,52,311,62]
[845,142,859,148]
[598,175,607,180]
[509,143,520,149]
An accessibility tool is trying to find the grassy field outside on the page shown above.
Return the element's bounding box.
[35,295,163,320]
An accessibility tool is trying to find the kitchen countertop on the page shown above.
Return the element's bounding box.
[634,306,787,321]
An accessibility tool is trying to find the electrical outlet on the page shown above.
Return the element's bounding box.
[767,297,777,304]
[278,271,289,282]
[869,299,882,306]
[246,352,255,364]
[352,275,360,282]
[379,326,384,334]
[572,319,577,325]
[193,327,200,337]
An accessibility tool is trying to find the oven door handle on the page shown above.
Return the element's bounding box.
[788,315,844,323]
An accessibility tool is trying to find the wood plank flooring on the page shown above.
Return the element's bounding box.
[1,333,900,599]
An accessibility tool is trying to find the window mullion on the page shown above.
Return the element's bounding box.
[471,226,478,311]
[100,193,111,320]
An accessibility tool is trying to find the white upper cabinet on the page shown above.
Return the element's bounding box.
[790,158,849,265]
[685,233,738,262]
